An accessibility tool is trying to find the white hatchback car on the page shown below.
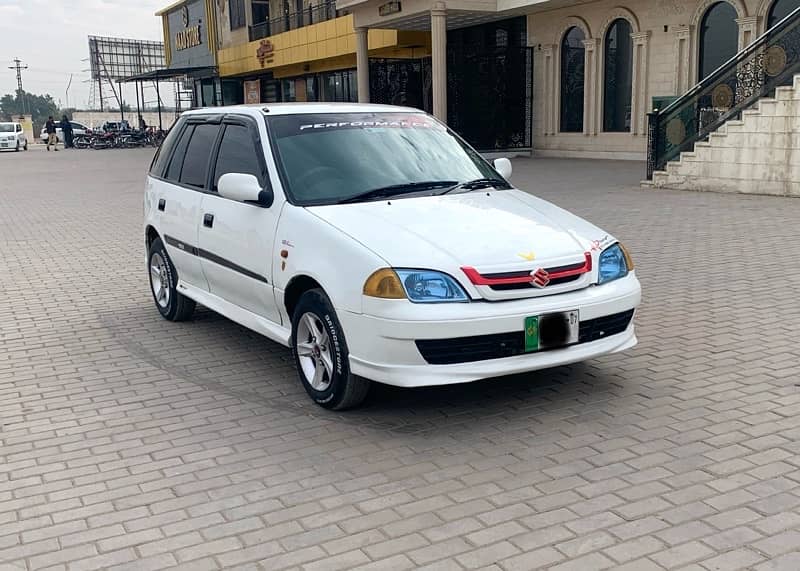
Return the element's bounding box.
[39,121,90,143]
[144,103,641,409]
[0,122,28,151]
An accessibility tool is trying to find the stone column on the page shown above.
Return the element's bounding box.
[582,38,598,136]
[541,44,556,135]
[673,26,692,95]
[431,2,447,122]
[737,16,759,50]
[355,27,370,103]
[631,31,651,136]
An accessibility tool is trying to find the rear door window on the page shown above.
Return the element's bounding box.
[179,123,220,189]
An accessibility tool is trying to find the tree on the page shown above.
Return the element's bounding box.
[0,90,60,132]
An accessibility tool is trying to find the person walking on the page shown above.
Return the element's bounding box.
[45,116,58,151]
[60,115,74,148]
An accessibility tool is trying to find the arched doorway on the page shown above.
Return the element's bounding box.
[768,0,800,28]
[699,2,739,80]
[603,18,633,132]
[560,26,585,132]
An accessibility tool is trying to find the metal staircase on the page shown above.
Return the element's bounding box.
[646,5,800,179]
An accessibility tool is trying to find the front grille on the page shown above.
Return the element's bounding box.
[415,309,634,365]
[482,260,587,291]
[489,274,581,291]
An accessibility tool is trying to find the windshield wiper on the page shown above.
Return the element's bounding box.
[337,181,458,204]
[439,178,511,195]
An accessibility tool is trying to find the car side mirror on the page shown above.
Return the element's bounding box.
[218,173,274,207]
[493,157,512,180]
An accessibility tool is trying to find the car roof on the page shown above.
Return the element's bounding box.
[181,102,423,117]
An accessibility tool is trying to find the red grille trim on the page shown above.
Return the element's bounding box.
[461,252,592,286]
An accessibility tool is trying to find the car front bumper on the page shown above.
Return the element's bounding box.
[340,272,641,387]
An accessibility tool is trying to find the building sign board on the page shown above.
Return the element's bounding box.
[378,1,401,16]
[176,25,202,50]
[257,40,275,67]
[244,79,261,104]
[165,0,214,68]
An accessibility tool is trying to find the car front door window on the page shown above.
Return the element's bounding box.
[213,123,265,190]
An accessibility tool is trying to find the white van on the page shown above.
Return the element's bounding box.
[0,122,28,151]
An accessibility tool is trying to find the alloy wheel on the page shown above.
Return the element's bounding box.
[295,312,334,391]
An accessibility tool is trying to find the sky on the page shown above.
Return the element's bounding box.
[0,0,171,110]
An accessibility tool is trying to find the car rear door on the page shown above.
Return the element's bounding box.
[197,114,281,323]
[149,116,220,291]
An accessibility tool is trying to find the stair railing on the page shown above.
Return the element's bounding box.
[646,5,800,179]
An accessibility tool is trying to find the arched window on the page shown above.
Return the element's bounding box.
[768,0,800,28]
[560,26,585,132]
[603,19,633,132]
[699,2,738,80]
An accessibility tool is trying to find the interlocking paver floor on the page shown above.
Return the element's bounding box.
[1,147,800,570]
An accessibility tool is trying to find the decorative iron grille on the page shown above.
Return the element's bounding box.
[646,6,800,179]
[369,59,432,112]
[447,48,533,151]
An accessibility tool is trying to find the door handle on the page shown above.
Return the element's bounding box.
[203,213,214,228]
[157,198,165,211]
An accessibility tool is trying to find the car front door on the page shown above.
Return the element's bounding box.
[152,117,221,291]
[197,114,281,323]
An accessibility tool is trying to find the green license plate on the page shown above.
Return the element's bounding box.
[525,311,580,352]
[524,316,539,352]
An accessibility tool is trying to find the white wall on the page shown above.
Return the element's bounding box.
[71,111,178,131]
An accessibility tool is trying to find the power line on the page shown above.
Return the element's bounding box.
[8,58,28,113]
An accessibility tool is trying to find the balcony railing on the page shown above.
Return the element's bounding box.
[646,5,800,179]
[249,1,340,41]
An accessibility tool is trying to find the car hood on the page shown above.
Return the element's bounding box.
[307,189,612,272]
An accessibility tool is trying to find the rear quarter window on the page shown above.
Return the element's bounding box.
[150,121,185,178]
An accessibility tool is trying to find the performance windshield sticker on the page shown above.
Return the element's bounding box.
[298,119,441,131]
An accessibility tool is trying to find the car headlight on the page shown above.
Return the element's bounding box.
[598,243,633,284]
[363,268,469,303]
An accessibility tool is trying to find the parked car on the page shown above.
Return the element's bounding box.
[144,104,641,409]
[0,122,28,151]
[39,121,90,143]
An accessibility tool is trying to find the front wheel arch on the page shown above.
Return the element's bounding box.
[145,225,160,252]
[284,274,324,322]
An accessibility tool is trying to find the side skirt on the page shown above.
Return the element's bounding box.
[177,281,292,348]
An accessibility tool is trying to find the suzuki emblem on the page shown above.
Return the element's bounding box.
[530,267,550,288]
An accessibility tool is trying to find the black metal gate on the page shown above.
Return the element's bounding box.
[369,58,432,113]
[447,47,532,151]
[369,17,532,152]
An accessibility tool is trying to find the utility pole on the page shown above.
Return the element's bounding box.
[8,58,28,113]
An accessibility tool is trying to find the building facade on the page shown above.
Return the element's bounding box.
[210,0,431,107]
[158,0,799,157]
[158,0,222,107]
[344,0,798,158]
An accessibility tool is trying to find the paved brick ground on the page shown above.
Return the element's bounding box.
[1,147,800,570]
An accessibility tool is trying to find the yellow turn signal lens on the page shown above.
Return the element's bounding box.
[619,243,635,271]
[363,268,407,299]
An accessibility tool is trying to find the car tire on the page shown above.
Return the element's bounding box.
[291,289,370,410]
[14,141,19,152]
[23,141,27,151]
[147,237,196,322]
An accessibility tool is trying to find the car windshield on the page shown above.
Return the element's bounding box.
[266,112,504,206]
[0,124,14,133]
